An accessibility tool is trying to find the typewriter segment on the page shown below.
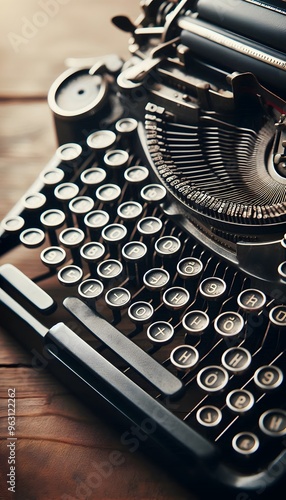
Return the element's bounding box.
[1,0,286,497]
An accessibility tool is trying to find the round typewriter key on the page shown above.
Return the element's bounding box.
[221,347,251,373]
[40,209,65,229]
[232,433,259,455]
[147,321,174,344]
[23,192,46,211]
[40,167,64,186]
[281,234,286,249]
[196,406,222,427]
[124,166,149,184]
[41,246,66,268]
[87,130,116,151]
[84,210,109,232]
[143,268,170,291]
[58,265,83,286]
[101,224,127,244]
[214,311,244,338]
[40,208,65,246]
[269,305,286,327]
[141,184,166,203]
[1,215,25,233]
[177,257,203,279]
[128,301,154,324]
[197,366,229,392]
[106,287,131,323]
[122,241,147,262]
[104,149,129,169]
[155,236,181,258]
[59,228,85,265]
[226,389,254,413]
[254,365,283,390]
[182,310,210,336]
[80,242,105,263]
[199,277,226,300]
[163,287,190,310]
[137,217,162,237]
[20,228,45,248]
[117,201,143,221]
[278,261,286,280]
[237,289,266,312]
[69,196,94,215]
[80,167,106,187]
[259,409,286,436]
[97,259,123,280]
[170,345,199,371]
[54,182,79,201]
[95,183,121,203]
[56,143,82,162]
[115,117,138,134]
[59,228,85,248]
[78,279,104,300]
[105,287,131,309]
[70,196,95,231]
[55,143,83,173]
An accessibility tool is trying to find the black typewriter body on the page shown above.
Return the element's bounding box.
[2,1,286,497]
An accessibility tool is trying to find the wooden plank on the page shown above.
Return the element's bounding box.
[0,102,56,217]
[0,367,195,500]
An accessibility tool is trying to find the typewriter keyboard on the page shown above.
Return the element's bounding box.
[1,117,286,476]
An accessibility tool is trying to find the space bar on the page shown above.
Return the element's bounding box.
[63,296,183,398]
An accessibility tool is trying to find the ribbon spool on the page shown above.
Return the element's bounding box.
[48,67,109,145]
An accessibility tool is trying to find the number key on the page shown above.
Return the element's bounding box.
[199,277,226,300]
[41,246,66,268]
[254,365,283,390]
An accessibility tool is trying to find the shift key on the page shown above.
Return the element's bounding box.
[0,263,56,314]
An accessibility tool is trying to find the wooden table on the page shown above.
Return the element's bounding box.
[0,2,198,499]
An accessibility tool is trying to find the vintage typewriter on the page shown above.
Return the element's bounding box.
[1,0,286,497]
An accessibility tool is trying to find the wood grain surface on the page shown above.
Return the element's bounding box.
[0,2,198,499]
